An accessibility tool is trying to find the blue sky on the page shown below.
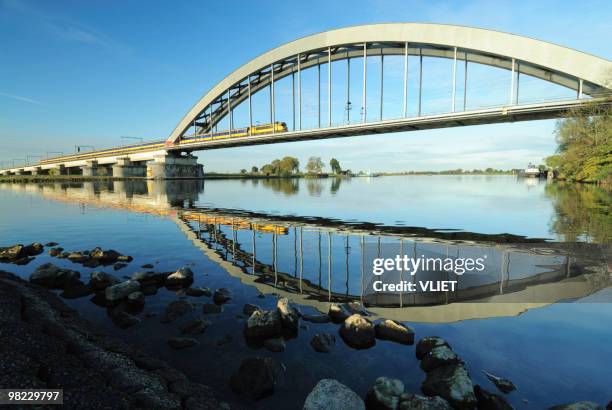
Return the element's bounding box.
[0,0,610,172]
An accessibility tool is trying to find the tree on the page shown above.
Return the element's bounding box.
[330,158,342,174]
[261,164,274,176]
[306,156,324,174]
[279,156,299,176]
[240,169,247,174]
[251,166,259,173]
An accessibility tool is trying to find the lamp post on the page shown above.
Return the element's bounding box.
[75,145,95,153]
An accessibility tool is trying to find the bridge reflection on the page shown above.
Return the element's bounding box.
[1,180,609,323]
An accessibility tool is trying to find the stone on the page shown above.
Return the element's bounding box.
[48,247,64,257]
[105,280,140,303]
[160,300,193,323]
[229,357,276,400]
[421,363,477,409]
[186,287,212,297]
[45,242,59,247]
[548,402,604,410]
[365,377,405,410]
[303,313,331,323]
[277,297,299,333]
[0,244,25,260]
[483,371,516,394]
[202,303,223,314]
[346,301,371,316]
[264,337,286,352]
[179,318,211,335]
[399,393,451,410]
[168,337,199,350]
[82,258,101,268]
[29,263,80,289]
[213,288,232,304]
[243,303,261,316]
[141,263,154,269]
[166,266,194,287]
[90,247,121,263]
[244,309,283,341]
[132,271,168,285]
[89,271,120,290]
[310,333,336,353]
[303,378,365,410]
[60,280,94,299]
[113,262,128,271]
[23,243,44,256]
[420,345,462,372]
[328,302,352,323]
[142,285,157,296]
[339,314,376,349]
[110,310,141,329]
[116,255,133,262]
[134,356,168,371]
[474,385,513,410]
[375,319,415,345]
[67,252,88,263]
[127,291,145,307]
[416,337,451,360]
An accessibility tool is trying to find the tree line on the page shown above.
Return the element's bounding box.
[241,157,347,176]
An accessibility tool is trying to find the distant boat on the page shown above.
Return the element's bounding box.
[523,163,541,178]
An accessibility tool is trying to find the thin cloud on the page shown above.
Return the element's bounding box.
[0,91,43,105]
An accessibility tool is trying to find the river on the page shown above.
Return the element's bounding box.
[0,175,610,408]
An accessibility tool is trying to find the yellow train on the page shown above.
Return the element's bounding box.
[179,122,288,145]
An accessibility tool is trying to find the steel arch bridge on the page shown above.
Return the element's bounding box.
[167,22,612,149]
[2,23,611,176]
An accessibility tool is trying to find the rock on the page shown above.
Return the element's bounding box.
[45,242,59,247]
[67,252,88,263]
[180,318,211,335]
[346,301,371,316]
[132,271,168,285]
[29,263,80,289]
[474,385,513,410]
[328,302,352,323]
[60,280,94,299]
[168,337,199,350]
[113,262,128,271]
[0,244,25,260]
[416,337,451,360]
[82,258,101,268]
[303,313,331,323]
[303,378,365,410]
[548,402,604,410]
[57,252,69,259]
[310,333,336,353]
[229,357,276,400]
[243,303,261,316]
[607,402,611,410]
[375,319,415,345]
[365,377,405,410]
[202,303,223,314]
[134,356,168,371]
[142,285,157,296]
[339,314,376,349]
[420,345,462,372]
[244,309,283,341]
[186,287,212,297]
[127,291,145,307]
[116,255,133,262]
[90,247,121,263]
[483,371,516,394]
[160,300,193,323]
[421,363,476,409]
[105,280,140,303]
[277,297,299,333]
[48,247,64,257]
[399,393,451,410]
[141,264,154,269]
[166,266,194,287]
[110,310,141,329]
[23,243,44,256]
[212,288,232,304]
[264,337,286,352]
[89,271,120,290]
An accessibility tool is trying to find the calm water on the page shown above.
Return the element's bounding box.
[0,176,610,408]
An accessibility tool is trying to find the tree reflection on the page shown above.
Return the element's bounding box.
[546,182,611,243]
[260,178,299,196]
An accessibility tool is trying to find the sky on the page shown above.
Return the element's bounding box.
[0,0,610,172]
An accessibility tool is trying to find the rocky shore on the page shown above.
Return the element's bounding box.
[0,270,228,409]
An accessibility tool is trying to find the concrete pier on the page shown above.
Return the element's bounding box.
[112,158,146,178]
[146,154,203,180]
[81,160,99,177]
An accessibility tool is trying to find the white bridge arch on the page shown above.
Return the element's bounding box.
[167,22,612,145]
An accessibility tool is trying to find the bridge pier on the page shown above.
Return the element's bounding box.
[146,154,203,180]
[112,158,146,178]
[81,161,99,177]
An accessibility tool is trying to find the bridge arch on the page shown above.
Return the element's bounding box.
[167,23,612,145]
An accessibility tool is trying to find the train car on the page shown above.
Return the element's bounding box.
[180,122,287,145]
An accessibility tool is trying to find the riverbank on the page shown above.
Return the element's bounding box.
[0,270,228,409]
